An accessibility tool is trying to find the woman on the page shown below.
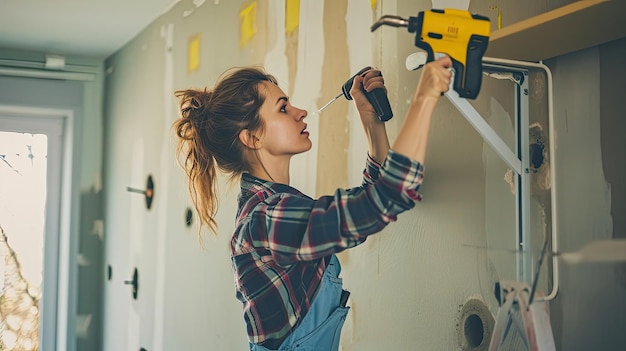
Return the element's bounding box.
[173,56,452,350]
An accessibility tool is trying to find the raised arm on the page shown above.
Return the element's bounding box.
[392,56,452,164]
[349,69,391,164]
[349,58,451,165]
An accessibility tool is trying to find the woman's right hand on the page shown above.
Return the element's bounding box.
[390,55,453,165]
[413,55,453,102]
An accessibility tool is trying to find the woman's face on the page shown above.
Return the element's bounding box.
[255,82,311,157]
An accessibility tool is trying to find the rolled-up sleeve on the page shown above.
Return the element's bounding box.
[368,149,424,221]
[244,149,424,266]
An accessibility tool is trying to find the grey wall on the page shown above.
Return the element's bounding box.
[546,40,626,351]
[600,37,626,240]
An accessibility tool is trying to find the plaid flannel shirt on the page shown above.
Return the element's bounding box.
[231,149,424,345]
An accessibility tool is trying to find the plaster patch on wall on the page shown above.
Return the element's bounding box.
[315,0,350,197]
[248,1,268,65]
[503,122,551,196]
[345,0,377,187]
[264,1,289,85]
[288,1,324,196]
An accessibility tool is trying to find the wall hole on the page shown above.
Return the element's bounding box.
[185,207,193,227]
[464,313,484,347]
[530,142,545,171]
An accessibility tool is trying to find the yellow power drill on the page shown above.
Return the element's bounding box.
[371,8,491,99]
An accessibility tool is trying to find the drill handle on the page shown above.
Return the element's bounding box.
[452,34,489,99]
[342,67,394,122]
[366,88,394,122]
[415,34,489,99]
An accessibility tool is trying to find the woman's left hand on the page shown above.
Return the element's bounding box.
[349,67,390,163]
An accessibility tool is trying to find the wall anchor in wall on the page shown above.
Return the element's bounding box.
[124,267,139,300]
[185,207,193,227]
[126,175,155,209]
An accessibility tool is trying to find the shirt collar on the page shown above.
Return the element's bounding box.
[239,173,304,206]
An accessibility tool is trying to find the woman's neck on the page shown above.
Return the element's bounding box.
[249,155,291,185]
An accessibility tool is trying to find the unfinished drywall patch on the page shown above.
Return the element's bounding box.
[242,0,268,65]
[264,1,289,83]
[345,0,378,186]
[288,1,324,195]
[315,0,350,196]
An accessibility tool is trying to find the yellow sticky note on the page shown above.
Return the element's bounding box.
[240,1,257,47]
[285,0,300,35]
[371,0,377,10]
[188,33,201,72]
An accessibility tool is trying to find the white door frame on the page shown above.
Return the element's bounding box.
[0,104,75,351]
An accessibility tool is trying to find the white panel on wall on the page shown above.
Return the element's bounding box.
[290,1,325,196]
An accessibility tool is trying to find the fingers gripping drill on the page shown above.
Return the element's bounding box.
[318,66,394,122]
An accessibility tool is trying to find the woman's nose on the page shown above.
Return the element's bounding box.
[295,106,307,120]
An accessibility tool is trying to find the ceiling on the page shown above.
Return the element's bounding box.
[0,0,179,59]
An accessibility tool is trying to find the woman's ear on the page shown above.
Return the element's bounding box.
[239,129,260,149]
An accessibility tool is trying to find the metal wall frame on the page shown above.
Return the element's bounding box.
[445,59,558,300]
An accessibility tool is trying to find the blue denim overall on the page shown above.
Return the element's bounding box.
[249,255,349,351]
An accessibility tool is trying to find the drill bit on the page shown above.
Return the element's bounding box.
[317,93,343,113]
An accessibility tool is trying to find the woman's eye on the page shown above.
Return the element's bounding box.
[280,105,287,113]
